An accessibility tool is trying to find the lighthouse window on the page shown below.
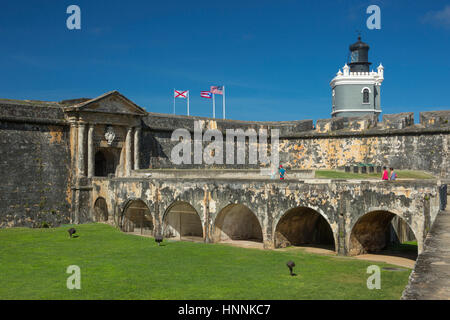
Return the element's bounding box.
[351,51,359,63]
[363,89,370,103]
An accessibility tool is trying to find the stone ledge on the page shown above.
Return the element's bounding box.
[96,176,439,187]
[0,115,67,125]
[316,115,377,133]
[382,112,414,129]
[420,110,450,128]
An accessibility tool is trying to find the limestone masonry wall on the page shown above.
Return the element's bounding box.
[142,111,450,178]
[0,101,71,228]
[279,133,448,177]
[0,98,449,229]
[91,177,441,254]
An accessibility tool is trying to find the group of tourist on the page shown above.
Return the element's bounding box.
[276,165,397,181]
[382,167,397,181]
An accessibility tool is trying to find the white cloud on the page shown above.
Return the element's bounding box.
[422,5,450,28]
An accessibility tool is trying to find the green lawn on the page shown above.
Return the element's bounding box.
[0,223,412,300]
[315,170,435,180]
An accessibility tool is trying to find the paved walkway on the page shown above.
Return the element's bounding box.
[402,210,450,300]
[354,254,415,269]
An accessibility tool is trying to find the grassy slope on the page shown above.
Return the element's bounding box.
[315,170,435,180]
[0,223,411,300]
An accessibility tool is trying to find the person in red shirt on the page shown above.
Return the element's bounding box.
[382,166,389,180]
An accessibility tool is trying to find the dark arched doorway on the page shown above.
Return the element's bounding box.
[213,204,263,244]
[274,207,335,250]
[95,149,117,177]
[163,201,203,241]
[93,197,108,222]
[122,200,154,236]
[349,210,417,259]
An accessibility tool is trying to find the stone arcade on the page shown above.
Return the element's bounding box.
[1,90,449,258]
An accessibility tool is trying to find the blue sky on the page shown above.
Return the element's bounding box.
[0,0,449,121]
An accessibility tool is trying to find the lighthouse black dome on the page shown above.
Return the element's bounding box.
[348,36,371,73]
[349,36,370,51]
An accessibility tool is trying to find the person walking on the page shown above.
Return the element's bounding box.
[279,165,286,180]
[382,166,389,180]
[389,167,397,180]
[270,163,277,179]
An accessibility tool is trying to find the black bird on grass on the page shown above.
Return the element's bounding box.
[286,260,296,276]
[155,234,163,246]
[68,228,76,238]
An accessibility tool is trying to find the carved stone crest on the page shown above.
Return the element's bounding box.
[104,126,116,145]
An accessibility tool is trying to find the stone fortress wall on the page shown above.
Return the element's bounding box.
[0,100,71,228]
[0,95,449,228]
[143,110,450,179]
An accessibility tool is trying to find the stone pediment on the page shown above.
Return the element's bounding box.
[64,91,147,116]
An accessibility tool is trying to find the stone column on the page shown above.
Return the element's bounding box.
[69,122,77,224]
[87,124,95,178]
[203,187,211,243]
[125,127,133,176]
[337,211,347,256]
[69,122,77,175]
[134,127,141,170]
[77,123,86,177]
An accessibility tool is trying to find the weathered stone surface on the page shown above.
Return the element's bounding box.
[316,115,377,133]
[141,113,315,169]
[142,112,314,135]
[0,100,65,124]
[349,210,395,255]
[132,168,314,179]
[214,204,263,242]
[0,121,71,228]
[382,112,414,129]
[278,133,449,178]
[91,176,441,254]
[274,207,334,248]
[402,210,450,300]
[0,92,448,236]
[141,117,450,177]
[420,110,450,128]
[274,231,291,248]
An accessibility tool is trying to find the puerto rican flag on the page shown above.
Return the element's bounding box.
[210,86,223,95]
[174,90,188,99]
[200,91,212,98]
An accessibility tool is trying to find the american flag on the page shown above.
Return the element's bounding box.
[201,91,212,98]
[210,86,223,95]
[174,90,188,98]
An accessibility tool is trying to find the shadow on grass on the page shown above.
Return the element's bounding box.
[372,243,418,260]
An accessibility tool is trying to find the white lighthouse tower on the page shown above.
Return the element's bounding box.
[330,36,384,118]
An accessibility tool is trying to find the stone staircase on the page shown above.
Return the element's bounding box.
[402,210,450,300]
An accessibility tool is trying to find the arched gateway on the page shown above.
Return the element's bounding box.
[121,200,154,236]
[213,204,263,244]
[274,207,335,250]
[163,201,203,241]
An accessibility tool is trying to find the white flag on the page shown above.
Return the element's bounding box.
[174,90,188,99]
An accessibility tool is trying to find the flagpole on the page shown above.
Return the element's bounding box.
[223,86,226,119]
[187,91,190,116]
[213,94,216,118]
[173,88,175,114]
